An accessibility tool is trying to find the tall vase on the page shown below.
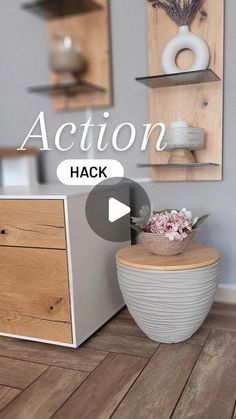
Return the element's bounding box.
[161,25,210,74]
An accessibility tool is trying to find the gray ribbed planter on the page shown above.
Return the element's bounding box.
[116,245,221,344]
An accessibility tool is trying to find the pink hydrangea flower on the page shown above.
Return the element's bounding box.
[143,208,195,241]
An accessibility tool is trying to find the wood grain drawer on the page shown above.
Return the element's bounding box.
[0,247,72,343]
[0,200,66,249]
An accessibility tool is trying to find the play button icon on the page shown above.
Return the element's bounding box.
[85,177,151,242]
[109,198,131,223]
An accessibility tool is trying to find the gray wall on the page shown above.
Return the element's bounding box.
[1,0,236,285]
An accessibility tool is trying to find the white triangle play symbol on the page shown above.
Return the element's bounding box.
[109,198,131,223]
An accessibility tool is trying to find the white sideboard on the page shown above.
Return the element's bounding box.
[0,185,130,347]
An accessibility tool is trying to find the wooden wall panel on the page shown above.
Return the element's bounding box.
[48,0,112,110]
[147,0,224,181]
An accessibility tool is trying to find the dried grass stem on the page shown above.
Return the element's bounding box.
[148,0,202,26]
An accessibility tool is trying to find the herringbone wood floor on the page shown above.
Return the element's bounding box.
[0,303,235,419]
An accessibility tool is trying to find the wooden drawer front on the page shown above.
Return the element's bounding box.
[0,200,66,249]
[0,247,72,343]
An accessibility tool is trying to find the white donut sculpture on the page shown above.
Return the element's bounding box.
[161,25,210,74]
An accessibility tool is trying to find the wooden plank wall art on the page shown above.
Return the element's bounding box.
[47,0,112,111]
[23,0,112,110]
[146,0,224,181]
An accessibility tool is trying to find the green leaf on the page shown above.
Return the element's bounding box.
[192,214,210,230]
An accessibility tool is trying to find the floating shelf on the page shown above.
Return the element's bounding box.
[138,162,220,168]
[21,0,103,18]
[28,81,106,95]
[136,69,220,89]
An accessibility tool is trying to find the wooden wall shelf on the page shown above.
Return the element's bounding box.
[48,0,111,110]
[21,0,102,18]
[28,80,106,95]
[136,69,220,89]
[147,0,224,181]
[22,0,112,111]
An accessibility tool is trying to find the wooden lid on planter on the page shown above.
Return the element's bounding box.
[116,244,220,271]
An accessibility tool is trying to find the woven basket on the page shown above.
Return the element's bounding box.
[140,231,194,256]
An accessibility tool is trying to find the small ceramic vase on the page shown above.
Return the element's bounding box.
[161,25,210,74]
[49,36,85,83]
